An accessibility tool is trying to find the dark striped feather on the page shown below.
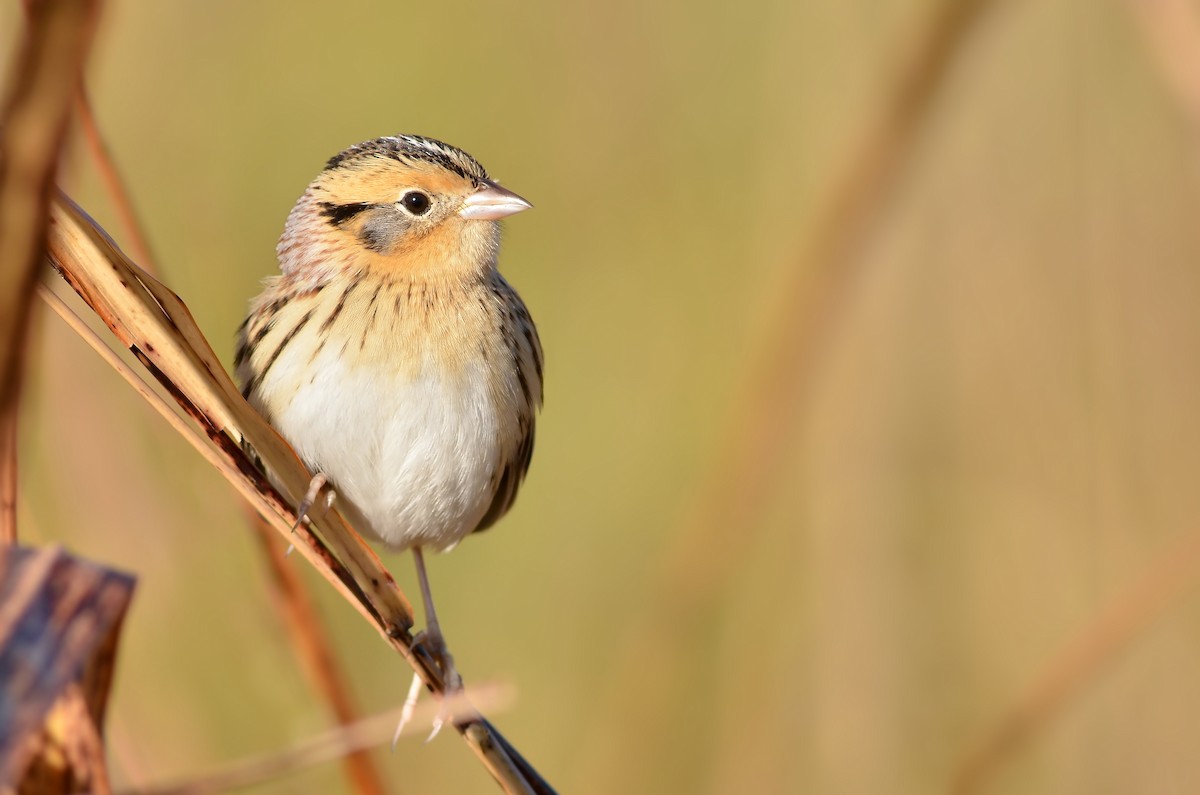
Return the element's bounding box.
[241,307,316,399]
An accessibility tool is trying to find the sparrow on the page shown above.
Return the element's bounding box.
[234,134,542,683]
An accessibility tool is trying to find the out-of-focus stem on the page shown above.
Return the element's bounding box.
[0,0,102,542]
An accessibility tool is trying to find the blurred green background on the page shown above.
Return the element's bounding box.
[8,0,1200,792]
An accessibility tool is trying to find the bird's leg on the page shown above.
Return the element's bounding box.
[411,546,462,740]
[412,546,461,689]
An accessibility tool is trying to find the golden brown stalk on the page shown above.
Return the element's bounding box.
[0,0,101,543]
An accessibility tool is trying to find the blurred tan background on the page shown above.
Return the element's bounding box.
[7,0,1200,792]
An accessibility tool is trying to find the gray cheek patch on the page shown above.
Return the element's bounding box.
[358,208,412,253]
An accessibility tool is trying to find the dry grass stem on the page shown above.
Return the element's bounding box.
[118,682,515,795]
[38,284,242,479]
[0,411,16,544]
[951,527,1200,792]
[45,196,555,793]
[249,517,390,795]
[667,0,999,623]
[0,0,101,542]
[72,87,159,275]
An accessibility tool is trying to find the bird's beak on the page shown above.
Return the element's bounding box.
[460,181,533,220]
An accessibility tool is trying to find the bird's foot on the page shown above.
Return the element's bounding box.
[412,626,462,690]
[397,627,462,743]
[395,546,463,743]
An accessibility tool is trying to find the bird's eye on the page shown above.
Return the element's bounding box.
[401,191,432,216]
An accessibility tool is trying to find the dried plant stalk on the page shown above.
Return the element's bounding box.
[0,0,100,542]
[121,683,514,795]
[662,0,1000,638]
[951,528,1200,792]
[72,87,159,275]
[249,518,389,795]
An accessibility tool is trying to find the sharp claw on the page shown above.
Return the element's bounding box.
[291,473,330,534]
[426,707,447,743]
[392,672,424,750]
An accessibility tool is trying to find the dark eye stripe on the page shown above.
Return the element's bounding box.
[319,202,374,225]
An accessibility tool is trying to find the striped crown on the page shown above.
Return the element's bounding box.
[323,134,490,185]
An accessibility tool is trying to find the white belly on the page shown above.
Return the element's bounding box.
[269,344,503,551]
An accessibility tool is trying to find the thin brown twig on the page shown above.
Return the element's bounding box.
[0,416,16,545]
[249,516,390,795]
[120,683,515,795]
[38,283,246,492]
[73,87,159,275]
[951,526,1200,793]
[669,0,999,630]
[0,0,102,543]
[22,0,158,276]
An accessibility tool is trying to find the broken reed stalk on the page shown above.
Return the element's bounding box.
[45,197,556,795]
[0,546,136,793]
[0,0,100,542]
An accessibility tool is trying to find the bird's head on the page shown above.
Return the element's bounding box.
[278,134,531,283]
